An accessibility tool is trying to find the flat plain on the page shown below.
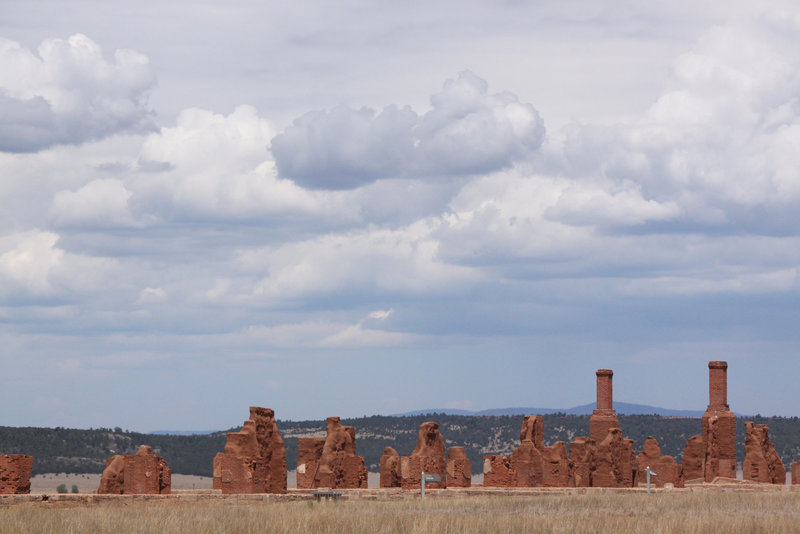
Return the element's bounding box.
[2,490,800,534]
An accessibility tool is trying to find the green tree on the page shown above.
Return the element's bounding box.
[56,484,68,494]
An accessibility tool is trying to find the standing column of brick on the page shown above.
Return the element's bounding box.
[596,369,614,410]
[589,369,620,444]
[708,360,729,410]
[701,360,737,481]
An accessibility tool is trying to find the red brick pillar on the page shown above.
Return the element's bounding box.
[701,360,736,481]
[596,369,614,410]
[708,360,728,410]
[590,369,620,444]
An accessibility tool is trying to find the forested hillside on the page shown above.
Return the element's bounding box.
[2,414,799,476]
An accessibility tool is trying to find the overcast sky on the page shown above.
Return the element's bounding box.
[2,1,799,432]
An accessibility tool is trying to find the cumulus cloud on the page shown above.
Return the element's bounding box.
[133,105,355,222]
[240,220,481,302]
[554,20,800,230]
[50,179,140,228]
[0,230,118,297]
[271,71,545,189]
[0,34,156,152]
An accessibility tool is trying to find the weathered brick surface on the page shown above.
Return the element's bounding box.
[400,422,447,489]
[446,447,471,488]
[212,406,287,494]
[590,369,620,444]
[636,437,680,488]
[311,417,367,489]
[701,361,737,482]
[296,437,325,489]
[482,455,513,487]
[380,447,402,488]
[98,446,170,495]
[0,455,33,495]
[792,461,800,485]
[743,422,786,484]
[542,442,570,487]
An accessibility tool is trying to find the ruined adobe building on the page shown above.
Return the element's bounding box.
[98,445,171,494]
[743,422,785,484]
[0,454,33,494]
[212,406,287,494]
[379,447,402,488]
[401,421,447,489]
[296,417,367,489]
[569,368,639,488]
[381,422,450,489]
[483,415,544,487]
[793,461,800,485]
[446,446,471,487]
[681,361,737,483]
[701,361,737,481]
[635,437,680,488]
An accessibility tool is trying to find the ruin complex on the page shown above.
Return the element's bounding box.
[212,406,287,494]
[446,446,471,487]
[296,417,367,489]
[0,454,33,494]
[98,445,171,494]
[743,422,786,484]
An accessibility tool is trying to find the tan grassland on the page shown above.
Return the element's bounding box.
[2,491,800,534]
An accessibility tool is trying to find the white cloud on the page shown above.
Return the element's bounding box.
[271,71,545,189]
[0,230,120,299]
[243,220,481,302]
[0,231,64,294]
[0,34,155,152]
[50,178,140,228]
[136,287,168,304]
[368,309,393,320]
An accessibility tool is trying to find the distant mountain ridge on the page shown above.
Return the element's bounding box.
[391,402,708,418]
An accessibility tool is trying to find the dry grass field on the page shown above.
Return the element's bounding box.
[2,491,800,534]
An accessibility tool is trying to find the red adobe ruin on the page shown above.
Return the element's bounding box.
[483,415,544,487]
[446,446,471,487]
[680,361,737,483]
[589,369,620,444]
[296,417,367,489]
[399,422,447,489]
[635,437,680,488]
[0,454,33,495]
[212,406,287,494]
[98,445,171,494]
[743,422,786,484]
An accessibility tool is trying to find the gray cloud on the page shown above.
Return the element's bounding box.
[0,34,156,152]
[271,71,545,189]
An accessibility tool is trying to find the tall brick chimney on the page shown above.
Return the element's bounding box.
[707,360,729,410]
[590,368,619,443]
[596,369,614,410]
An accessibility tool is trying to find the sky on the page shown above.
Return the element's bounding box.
[1,1,799,432]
